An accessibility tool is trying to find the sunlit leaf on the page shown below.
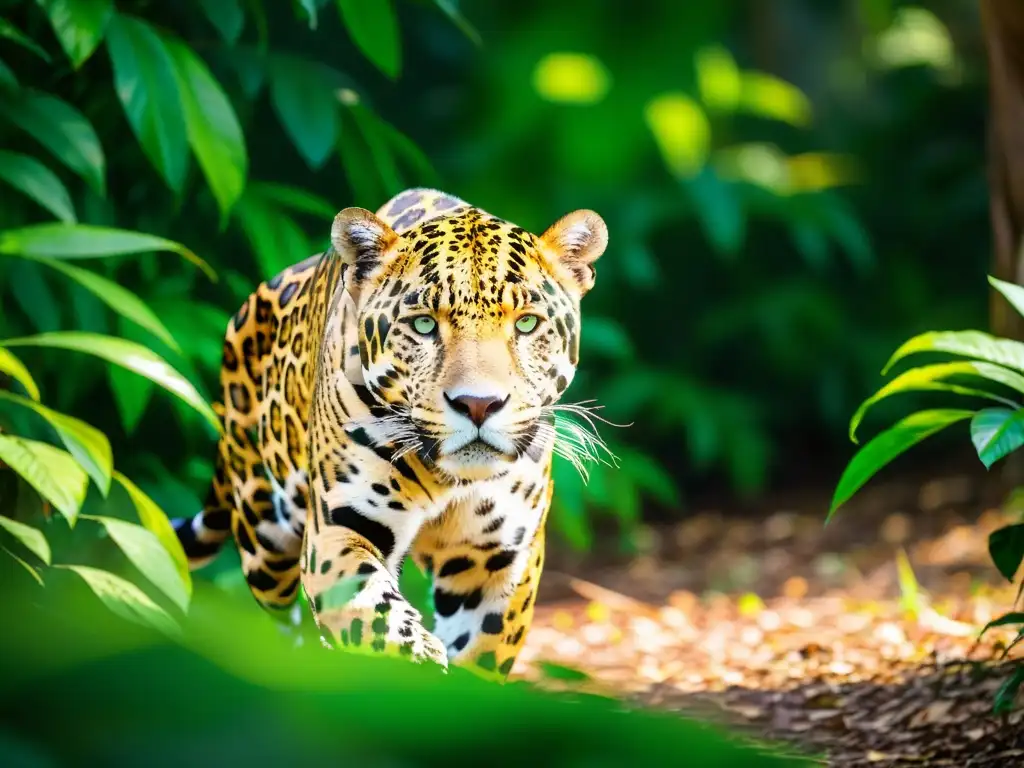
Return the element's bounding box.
[114,470,191,607]
[989,275,1024,321]
[980,611,1024,636]
[895,547,921,618]
[645,92,709,179]
[0,19,52,61]
[2,545,44,585]
[83,515,189,612]
[198,0,244,43]
[695,45,740,112]
[0,88,105,193]
[0,150,76,222]
[163,35,248,221]
[105,14,188,193]
[828,409,973,520]
[336,0,401,79]
[0,347,40,401]
[738,71,812,127]
[0,435,88,525]
[0,514,51,564]
[57,564,181,636]
[883,331,1024,376]
[850,362,1024,442]
[988,523,1024,583]
[971,408,1024,470]
[268,56,340,169]
[1,332,220,432]
[0,223,215,281]
[533,52,609,104]
[0,390,113,495]
[35,0,113,68]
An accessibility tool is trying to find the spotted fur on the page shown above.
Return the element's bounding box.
[173,188,608,678]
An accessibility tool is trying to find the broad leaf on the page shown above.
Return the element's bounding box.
[3,544,44,584]
[0,89,105,193]
[0,347,40,400]
[105,14,188,193]
[684,169,744,256]
[829,409,973,521]
[198,0,244,43]
[35,0,114,68]
[83,515,189,612]
[1,332,220,432]
[883,330,1024,376]
[0,514,51,564]
[980,611,1024,637]
[0,150,76,222]
[233,190,311,278]
[336,0,401,79]
[850,361,1024,442]
[0,435,88,525]
[0,390,113,495]
[971,408,1024,469]
[0,58,17,89]
[248,181,336,219]
[0,19,51,61]
[989,275,1024,320]
[163,35,247,221]
[989,523,1024,583]
[114,471,191,607]
[0,223,215,280]
[268,56,339,169]
[57,564,180,636]
[25,256,178,350]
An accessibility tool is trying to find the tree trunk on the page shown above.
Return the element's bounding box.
[981,0,1024,339]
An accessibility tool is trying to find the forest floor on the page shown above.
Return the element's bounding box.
[516,460,1024,767]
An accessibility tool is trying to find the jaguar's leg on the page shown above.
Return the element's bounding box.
[414,486,551,680]
[300,513,448,668]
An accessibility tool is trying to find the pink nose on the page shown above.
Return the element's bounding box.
[445,394,508,426]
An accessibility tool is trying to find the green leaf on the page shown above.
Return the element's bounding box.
[615,446,678,506]
[0,435,88,525]
[0,89,105,193]
[0,390,113,495]
[0,223,215,281]
[2,545,44,585]
[114,471,191,603]
[988,523,1024,583]
[828,409,973,521]
[850,361,1024,442]
[248,181,336,219]
[684,168,745,256]
[971,409,1024,469]
[1,332,220,433]
[432,0,482,47]
[233,189,311,278]
[7,259,59,333]
[0,347,40,401]
[0,514,51,564]
[163,35,248,221]
[297,0,319,29]
[105,14,188,193]
[57,564,181,636]
[580,316,634,361]
[347,102,401,194]
[538,661,591,683]
[883,330,1024,376]
[336,0,401,79]
[25,256,178,350]
[0,58,17,89]
[109,363,153,433]
[198,0,244,43]
[0,19,52,62]
[268,57,340,169]
[35,0,114,68]
[83,515,189,612]
[980,611,1024,637]
[989,275,1024,320]
[0,150,76,222]
[993,665,1024,715]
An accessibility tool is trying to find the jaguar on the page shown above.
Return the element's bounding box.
[173,187,609,678]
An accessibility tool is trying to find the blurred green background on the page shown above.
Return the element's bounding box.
[0,0,993,582]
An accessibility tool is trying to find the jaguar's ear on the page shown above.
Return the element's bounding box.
[539,209,608,296]
[331,207,400,288]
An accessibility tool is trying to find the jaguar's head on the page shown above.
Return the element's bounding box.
[331,200,607,481]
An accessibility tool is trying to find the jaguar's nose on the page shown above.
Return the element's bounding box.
[445,393,508,427]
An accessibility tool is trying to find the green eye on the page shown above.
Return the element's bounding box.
[412,316,437,335]
[515,315,540,335]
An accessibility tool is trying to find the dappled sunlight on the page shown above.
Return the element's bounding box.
[532,52,611,104]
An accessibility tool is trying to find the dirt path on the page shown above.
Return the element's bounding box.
[515,467,1024,766]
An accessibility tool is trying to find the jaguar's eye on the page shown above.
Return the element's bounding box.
[411,315,437,336]
[515,315,541,335]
